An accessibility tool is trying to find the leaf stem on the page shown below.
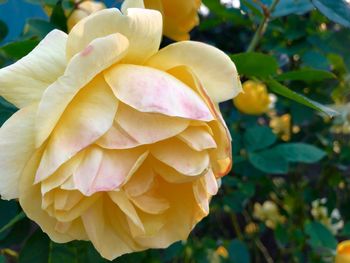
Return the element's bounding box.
[246,0,280,52]
[0,211,25,234]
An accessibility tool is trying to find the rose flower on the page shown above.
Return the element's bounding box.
[0,6,241,260]
[122,0,201,41]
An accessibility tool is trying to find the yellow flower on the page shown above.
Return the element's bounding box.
[215,246,229,258]
[269,113,291,141]
[336,241,350,263]
[0,7,241,260]
[67,1,106,31]
[122,0,201,41]
[233,80,270,115]
[253,201,286,229]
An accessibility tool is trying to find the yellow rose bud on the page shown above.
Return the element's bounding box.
[233,80,270,115]
[215,246,229,258]
[0,7,241,260]
[336,241,350,263]
[122,0,201,41]
[67,1,106,31]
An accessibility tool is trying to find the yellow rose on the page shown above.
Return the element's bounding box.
[122,0,201,41]
[0,7,241,260]
[336,241,350,263]
[233,80,270,115]
[67,1,106,31]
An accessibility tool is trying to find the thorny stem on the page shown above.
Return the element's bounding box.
[246,0,280,52]
[255,239,274,263]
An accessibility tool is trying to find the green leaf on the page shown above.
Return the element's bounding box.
[19,229,50,263]
[275,69,336,82]
[312,0,350,27]
[273,0,314,17]
[266,79,339,118]
[244,125,277,152]
[0,255,5,263]
[50,1,67,32]
[228,239,250,263]
[1,40,39,60]
[24,19,56,39]
[0,20,8,42]
[275,143,326,164]
[304,221,337,250]
[341,222,350,237]
[248,148,289,174]
[230,52,279,78]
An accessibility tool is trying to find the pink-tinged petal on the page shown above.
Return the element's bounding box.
[67,8,162,64]
[81,201,133,260]
[36,33,129,147]
[124,164,155,197]
[151,138,210,176]
[19,149,74,243]
[130,191,169,215]
[193,179,210,215]
[203,169,219,196]
[73,147,148,196]
[96,122,141,149]
[104,64,214,121]
[146,41,242,103]
[35,76,118,182]
[0,104,37,200]
[0,30,67,108]
[108,191,145,236]
[116,103,190,145]
[177,126,217,151]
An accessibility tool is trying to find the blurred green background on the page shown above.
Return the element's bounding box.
[1,0,350,262]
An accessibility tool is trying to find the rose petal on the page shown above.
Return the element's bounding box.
[0,104,37,200]
[108,191,145,236]
[19,150,74,243]
[36,33,128,147]
[124,163,155,197]
[146,41,242,102]
[0,30,67,108]
[67,8,161,64]
[177,126,217,151]
[81,201,133,260]
[151,138,210,176]
[73,147,148,196]
[116,103,190,145]
[105,64,214,121]
[35,76,118,182]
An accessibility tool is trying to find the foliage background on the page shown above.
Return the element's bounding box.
[0,0,350,262]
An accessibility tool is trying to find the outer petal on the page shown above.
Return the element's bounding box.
[36,33,128,147]
[0,30,67,108]
[177,126,217,151]
[66,8,162,64]
[104,64,214,121]
[146,41,242,102]
[0,104,37,200]
[35,76,118,182]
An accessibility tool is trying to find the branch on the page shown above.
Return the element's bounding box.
[246,0,280,52]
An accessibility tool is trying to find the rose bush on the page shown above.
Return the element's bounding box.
[0,6,241,260]
[122,0,201,41]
